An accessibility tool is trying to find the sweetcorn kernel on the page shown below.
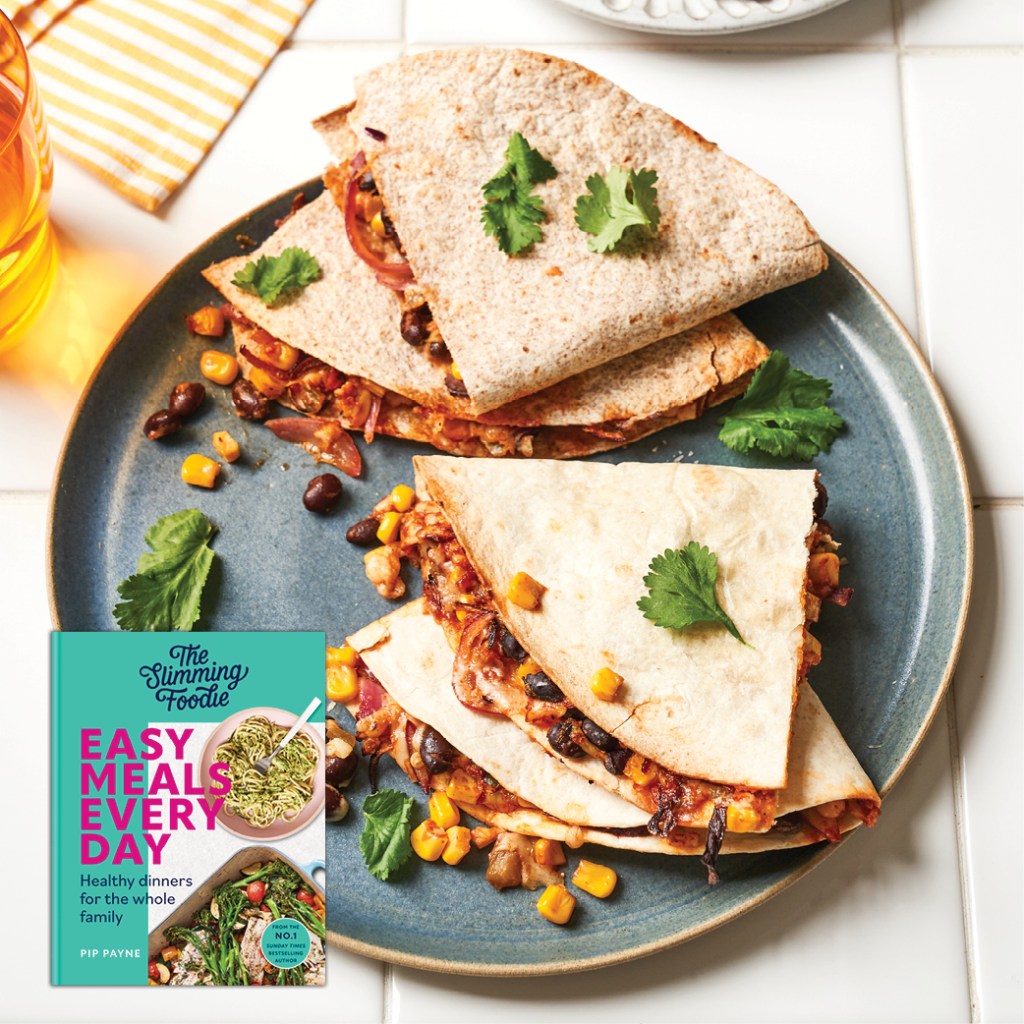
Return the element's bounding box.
[376,511,403,544]
[410,819,448,862]
[429,791,460,830]
[516,658,540,680]
[442,826,472,865]
[590,667,623,702]
[248,366,285,398]
[259,339,300,372]
[725,803,762,833]
[534,839,566,867]
[326,664,358,704]
[326,645,359,669]
[572,860,617,899]
[536,884,575,925]
[507,572,545,610]
[181,454,220,489]
[445,769,484,805]
[185,305,225,337]
[623,754,658,787]
[199,350,238,386]
[211,430,240,463]
[390,484,416,512]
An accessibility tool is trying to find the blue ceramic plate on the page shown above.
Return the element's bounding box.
[49,180,972,976]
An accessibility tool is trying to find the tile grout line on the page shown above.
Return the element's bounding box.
[383,960,395,1024]
[945,687,980,1021]
[895,2,981,1011]
[892,2,933,367]
[283,39,1023,56]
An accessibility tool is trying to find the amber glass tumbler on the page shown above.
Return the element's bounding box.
[0,10,56,351]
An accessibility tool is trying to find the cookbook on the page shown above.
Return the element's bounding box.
[50,631,326,986]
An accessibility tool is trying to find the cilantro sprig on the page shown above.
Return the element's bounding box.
[717,352,844,462]
[113,509,217,631]
[574,166,661,253]
[637,543,746,645]
[481,132,557,255]
[232,246,321,306]
[360,789,415,881]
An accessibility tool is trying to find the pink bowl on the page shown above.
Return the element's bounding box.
[199,706,325,841]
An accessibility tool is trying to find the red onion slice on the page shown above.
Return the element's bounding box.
[265,416,362,477]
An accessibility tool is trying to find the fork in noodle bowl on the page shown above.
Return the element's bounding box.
[215,716,319,829]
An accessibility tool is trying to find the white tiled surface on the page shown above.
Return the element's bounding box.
[901,52,1023,498]
[3,1,1022,1021]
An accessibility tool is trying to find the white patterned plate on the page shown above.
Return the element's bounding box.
[550,0,852,35]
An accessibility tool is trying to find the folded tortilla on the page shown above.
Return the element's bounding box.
[413,456,819,792]
[345,602,879,857]
[203,192,768,459]
[315,48,827,413]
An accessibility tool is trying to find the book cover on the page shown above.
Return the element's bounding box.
[51,631,327,986]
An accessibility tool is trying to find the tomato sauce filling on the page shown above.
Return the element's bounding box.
[352,662,532,817]
[378,492,875,842]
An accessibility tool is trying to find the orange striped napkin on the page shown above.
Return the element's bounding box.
[1,0,311,210]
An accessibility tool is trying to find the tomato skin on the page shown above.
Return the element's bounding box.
[246,880,267,903]
[148,962,160,980]
[295,889,315,906]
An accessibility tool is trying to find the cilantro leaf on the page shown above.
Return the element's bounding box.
[113,510,217,631]
[360,789,415,881]
[574,166,661,253]
[231,246,321,305]
[717,352,844,462]
[481,132,557,255]
[637,543,746,644]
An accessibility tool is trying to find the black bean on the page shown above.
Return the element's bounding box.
[346,516,380,546]
[168,381,206,418]
[581,717,618,752]
[445,374,469,398]
[563,707,584,721]
[231,378,272,420]
[303,473,343,513]
[325,753,357,789]
[420,726,458,774]
[324,756,343,788]
[547,720,585,759]
[400,306,430,345]
[428,341,449,360]
[380,212,396,238]
[498,626,526,663]
[144,409,183,440]
[364,126,387,142]
[325,785,348,823]
[357,171,377,192]
[523,672,563,702]
[813,479,829,520]
[603,747,631,775]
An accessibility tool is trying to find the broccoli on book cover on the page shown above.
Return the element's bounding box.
[51,631,327,986]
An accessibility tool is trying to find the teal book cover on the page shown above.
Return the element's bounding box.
[51,631,327,987]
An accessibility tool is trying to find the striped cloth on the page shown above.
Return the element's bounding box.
[1,0,311,210]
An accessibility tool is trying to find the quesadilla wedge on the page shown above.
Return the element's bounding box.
[203,191,768,459]
[341,601,879,873]
[313,48,827,414]
[362,457,858,838]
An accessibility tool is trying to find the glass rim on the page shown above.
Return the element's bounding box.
[0,9,33,160]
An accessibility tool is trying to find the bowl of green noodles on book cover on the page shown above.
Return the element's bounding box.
[200,707,325,840]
